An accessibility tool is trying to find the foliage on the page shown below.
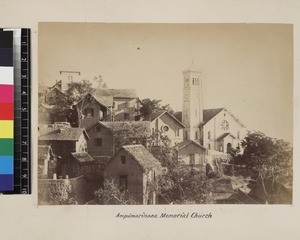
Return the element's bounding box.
[48,180,77,205]
[65,80,95,105]
[231,131,293,202]
[140,98,174,117]
[110,122,151,152]
[94,179,136,205]
[159,163,213,204]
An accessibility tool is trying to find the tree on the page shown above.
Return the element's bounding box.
[47,180,77,205]
[158,162,213,204]
[94,179,136,205]
[65,80,95,105]
[140,98,174,118]
[231,131,293,203]
[109,122,151,152]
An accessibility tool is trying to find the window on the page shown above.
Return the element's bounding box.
[96,125,101,133]
[237,131,240,140]
[124,101,129,108]
[195,131,198,139]
[119,175,128,191]
[175,129,179,137]
[86,108,94,118]
[208,131,211,140]
[124,113,129,120]
[121,156,126,164]
[161,125,170,132]
[208,143,211,149]
[189,154,195,165]
[220,145,223,152]
[94,138,102,147]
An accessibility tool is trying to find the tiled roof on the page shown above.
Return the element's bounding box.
[77,93,112,108]
[71,152,94,164]
[122,145,162,173]
[174,140,206,150]
[143,111,185,128]
[39,126,88,141]
[94,88,137,99]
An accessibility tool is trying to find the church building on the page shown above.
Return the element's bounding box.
[181,65,246,155]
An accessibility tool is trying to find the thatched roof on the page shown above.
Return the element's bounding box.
[71,152,94,164]
[39,126,89,141]
[122,145,162,173]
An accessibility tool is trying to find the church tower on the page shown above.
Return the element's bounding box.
[182,65,203,142]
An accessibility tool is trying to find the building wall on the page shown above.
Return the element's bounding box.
[78,98,108,128]
[151,114,184,146]
[178,144,206,172]
[104,149,144,204]
[45,88,66,105]
[86,123,114,157]
[113,98,139,121]
[202,109,246,152]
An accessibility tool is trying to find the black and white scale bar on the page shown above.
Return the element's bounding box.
[0,28,31,195]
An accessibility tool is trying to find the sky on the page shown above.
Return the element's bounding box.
[39,23,293,143]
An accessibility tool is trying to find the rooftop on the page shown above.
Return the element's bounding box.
[122,145,162,173]
[71,152,94,164]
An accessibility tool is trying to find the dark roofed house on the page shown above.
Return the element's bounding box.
[85,121,151,159]
[69,152,95,177]
[38,123,91,178]
[104,145,163,205]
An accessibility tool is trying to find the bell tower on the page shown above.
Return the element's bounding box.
[182,65,203,141]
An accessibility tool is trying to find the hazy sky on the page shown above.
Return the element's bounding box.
[39,23,293,142]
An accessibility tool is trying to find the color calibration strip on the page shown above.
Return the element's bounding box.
[0,31,14,191]
[0,28,31,194]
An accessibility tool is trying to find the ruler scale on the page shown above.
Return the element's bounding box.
[0,28,31,194]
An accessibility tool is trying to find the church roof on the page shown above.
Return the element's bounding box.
[217,133,236,141]
[203,108,225,123]
[144,111,185,128]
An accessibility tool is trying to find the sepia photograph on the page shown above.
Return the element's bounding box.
[38,22,293,205]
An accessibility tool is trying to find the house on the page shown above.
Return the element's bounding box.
[38,145,59,179]
[76,93,111,128]
[144,111,185,146]
[85,121,151,159]
[104,145,163,204]
[69,152,95,177]
[44,85,67,105]
[38,122,92,178]
[94,88,141,121]
[174,140,207,172]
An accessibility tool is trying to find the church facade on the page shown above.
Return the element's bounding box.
[181,65,246,155]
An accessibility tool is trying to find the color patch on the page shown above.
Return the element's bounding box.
[0,103,13,119]
[0,156,13,174]
[0,84,13,102]
[0,48,13,66]
[0,174,13,191]
[0,120,13,138]
[0,139,13,155]
[0,67,14,84]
